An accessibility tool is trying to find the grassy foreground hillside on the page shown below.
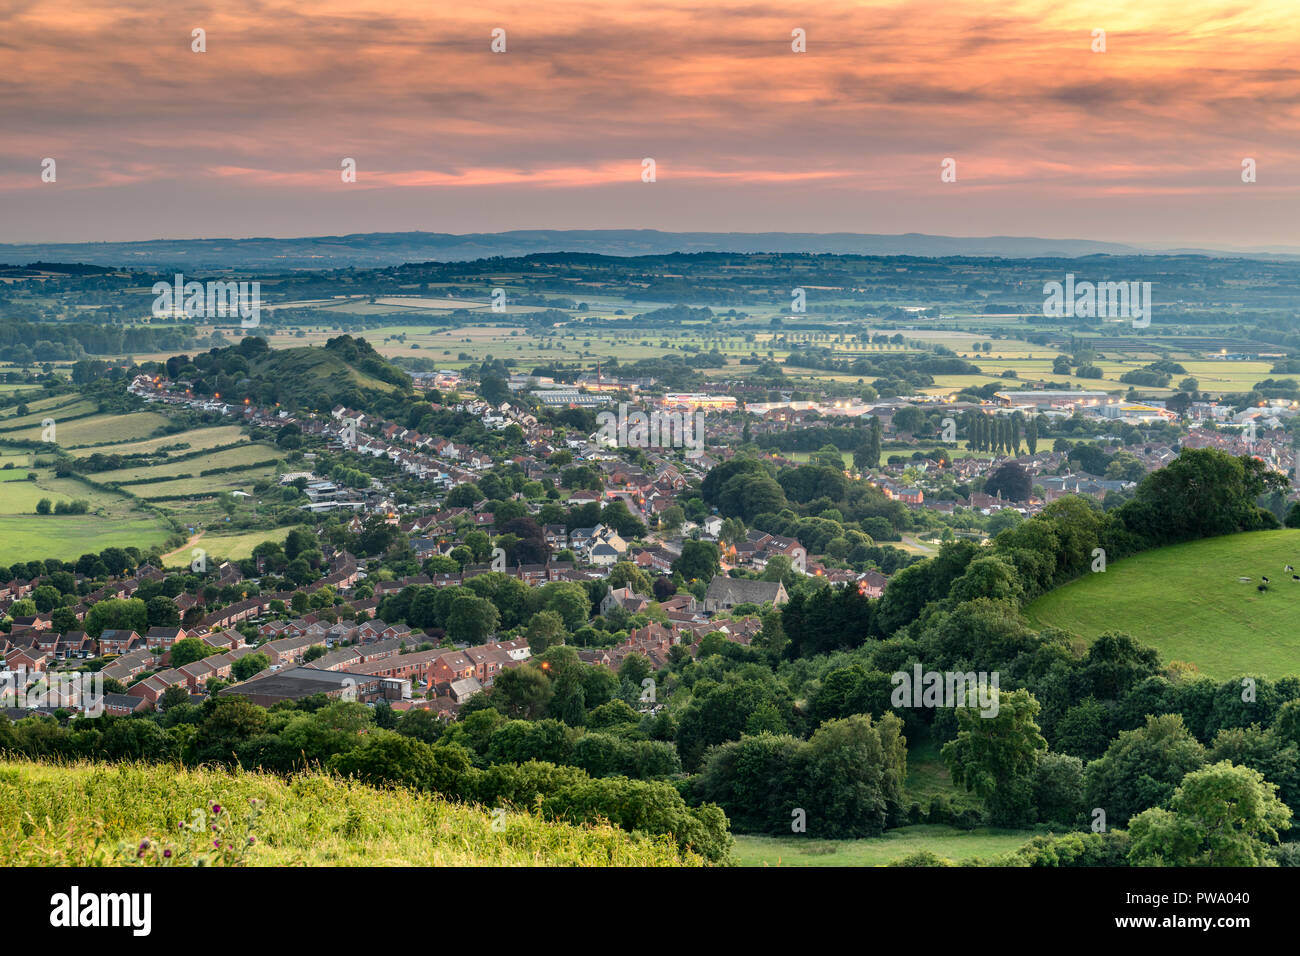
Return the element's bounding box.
[0,760,697,867]
[1025,529,1300,680]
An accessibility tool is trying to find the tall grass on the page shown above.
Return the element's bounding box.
[0,759,698,867]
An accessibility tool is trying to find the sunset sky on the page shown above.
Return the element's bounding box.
[1,0,1297,246]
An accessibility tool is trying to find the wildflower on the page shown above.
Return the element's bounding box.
[212,804,222,815]
[163,849,172,859]
[248,836,255,845]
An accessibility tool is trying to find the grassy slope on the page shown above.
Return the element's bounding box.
[1025,529,1300,680]
[250,346,407,410]
[0,760,696,867]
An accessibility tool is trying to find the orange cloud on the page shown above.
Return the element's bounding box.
[0,0,1296,242]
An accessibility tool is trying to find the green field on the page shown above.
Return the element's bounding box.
[161,527,292,567]
[0,412,279,560]
[0,397,94,426]
[0,760,693,867]
[52,412,172,447]
[99,423,249,458]
[0,469,174,564]
[94,442,279,486]
[0,393,83,420]
[0,408,170,446]
[0,513,172,566]
[1025,529,1300,679]
[0,472,128,513]
[732,825,1036,866]
[135,469,279,501]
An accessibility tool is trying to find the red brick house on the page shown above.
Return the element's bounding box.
[98,629,144,655]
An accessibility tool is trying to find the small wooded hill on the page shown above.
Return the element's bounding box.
[1024,529,1300,680]
[0,759,695,867]
[180,335,412,414]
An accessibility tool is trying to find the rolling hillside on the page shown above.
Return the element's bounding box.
[1024,529,1300,679]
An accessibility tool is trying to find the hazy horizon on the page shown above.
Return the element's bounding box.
[4,228,1300,254]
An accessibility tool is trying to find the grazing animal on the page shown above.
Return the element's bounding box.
[1239,576,1252,583]
[1263,576,1270,583]
[1258,584,1268,592]
[1293,575,1299,581]
[1287,565,1294,572]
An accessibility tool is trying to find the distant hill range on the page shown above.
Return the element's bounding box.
[1,230,1296,271]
